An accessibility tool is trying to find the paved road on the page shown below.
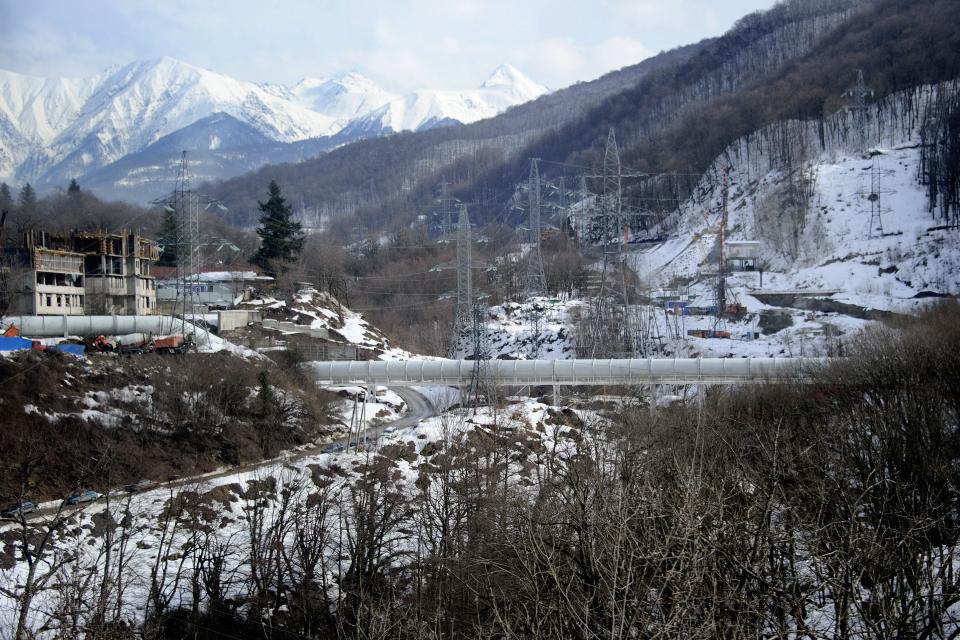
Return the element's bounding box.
[336,386,434,447]
[2,386,437,529]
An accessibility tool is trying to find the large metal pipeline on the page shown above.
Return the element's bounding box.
[1,315,210,339]
[307,357,832,387]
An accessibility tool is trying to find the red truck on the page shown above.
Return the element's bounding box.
[153,335,191,354]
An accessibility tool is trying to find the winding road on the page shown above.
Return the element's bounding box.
[3,386,437,528]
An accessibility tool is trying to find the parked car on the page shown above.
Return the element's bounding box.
[0,501,37,519]
[65,489,100,506]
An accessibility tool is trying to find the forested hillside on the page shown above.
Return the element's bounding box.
[210,0,960,237]
[206,43,704,229]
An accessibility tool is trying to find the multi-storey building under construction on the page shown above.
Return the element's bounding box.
[3,229,159,316]
[72,231,160,315]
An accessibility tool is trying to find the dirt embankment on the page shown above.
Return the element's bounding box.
[0,350,338,502]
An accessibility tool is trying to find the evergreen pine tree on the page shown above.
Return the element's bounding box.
[17,183,37,213]
[0,182,12,213]
[250,181,304,275]
[157,206,179,266]
[67,178,80,194]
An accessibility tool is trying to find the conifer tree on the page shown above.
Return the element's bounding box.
[67,178,80,194]
[17,183,36,213]
[0,182,12,213]
[156,206,179,266]
[250,181,304,275]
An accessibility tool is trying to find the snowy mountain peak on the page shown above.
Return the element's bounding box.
[481,64,547,96]
[0,59,547,192]
[290,71,397,121]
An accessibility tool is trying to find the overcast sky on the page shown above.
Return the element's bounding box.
[0,0,779,92]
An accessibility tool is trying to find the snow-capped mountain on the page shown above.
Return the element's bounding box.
[289,72,399,121]
[0,68,107,178]
[348,64,548,134]
[0,59,546,199]
[0,57,342,187]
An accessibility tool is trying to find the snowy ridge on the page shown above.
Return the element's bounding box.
[351,64,547,133]
[287,71,398,121]
[0,59,546,187]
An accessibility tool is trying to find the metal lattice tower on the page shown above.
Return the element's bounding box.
[597,129,634,356]
[152,151,205,347]
[843,69,874,150]
[862,157,894,237]
[438,178,454,241]
[450,204,473,357]
[524,158,547,297]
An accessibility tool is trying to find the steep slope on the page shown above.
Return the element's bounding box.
[210,0,960,238]
[638,82,960,305]
[610,81,960,361]
[79,113,347,202]
[0,68,105,178]
[208,44,703,226]
[32,57,341,187]
[0,60,549,200]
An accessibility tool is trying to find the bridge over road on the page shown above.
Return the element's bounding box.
[308,358,831,388]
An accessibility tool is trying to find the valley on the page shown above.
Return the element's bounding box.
[1,0,960,637]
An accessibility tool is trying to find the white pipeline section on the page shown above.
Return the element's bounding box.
[308,358,830,387]
[1,315,208,339]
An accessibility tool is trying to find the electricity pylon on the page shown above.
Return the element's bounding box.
[449,204,473,358]
[152,151,203,346]
[524,158,547,298]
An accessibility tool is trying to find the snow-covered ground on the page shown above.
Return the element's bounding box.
[455,297,586,360]
[252,287,413,360]
[325,385,407,427]
[619,91,958,359]
[0,397,592,635]
[632,143,958,308]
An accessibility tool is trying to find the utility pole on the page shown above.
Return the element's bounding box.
[469,302,488,412]
[450,204,473,358]
[524,158,547,298]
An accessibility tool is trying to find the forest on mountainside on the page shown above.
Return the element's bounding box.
[208,0,960,239]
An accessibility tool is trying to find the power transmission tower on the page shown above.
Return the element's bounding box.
[861,157,894,237]
[450,204,473,357]
[152,151,204,347]
[524,158,547,298]
[717,165,730,323]
[843,69,874,151]
[437,178,456,241]
[598,129,634,356]
[468,302,490,412]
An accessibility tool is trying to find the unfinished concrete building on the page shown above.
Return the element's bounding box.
[72,231,160,315]
[4,231,86,316]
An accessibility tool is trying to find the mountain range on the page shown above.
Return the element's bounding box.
[0,57,547,200]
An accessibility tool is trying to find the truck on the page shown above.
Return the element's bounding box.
[87,334,194,355]
[153,335,191,354]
